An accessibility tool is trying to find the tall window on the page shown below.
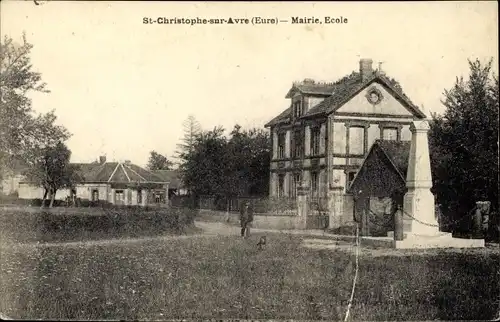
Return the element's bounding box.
[278,174,285,197]
[382,127,398,141]
[293,129,303,159]
[278,132,286,159]
[311,171,319,196]
[311,127,321,156]
[349,126,365,155]
[294,100,303,117]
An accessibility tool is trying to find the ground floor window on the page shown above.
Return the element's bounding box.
[115,190,124,203]
[154,191,165,203]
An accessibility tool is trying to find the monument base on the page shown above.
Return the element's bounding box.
[393,232,485,249]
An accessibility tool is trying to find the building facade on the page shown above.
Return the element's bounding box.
[264,58,426,228]
[17,157,170,206]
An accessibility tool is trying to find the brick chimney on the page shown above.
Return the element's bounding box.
[359,58,373,82]
[99,156,106,164]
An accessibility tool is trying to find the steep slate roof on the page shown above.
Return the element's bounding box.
[153,170,182,189]
[264,106,292,127]
[348,139,411,194]
[74,162,166,183]
[303,72,425,118]
[285,81,336,98]
[265,70,426,127]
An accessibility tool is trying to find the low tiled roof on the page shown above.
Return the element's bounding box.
[347,139,411,194]
[376,140,411,179]
[74,162,166,183]
[153,170,182,189]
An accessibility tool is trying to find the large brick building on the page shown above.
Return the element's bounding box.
[264,58,427,228]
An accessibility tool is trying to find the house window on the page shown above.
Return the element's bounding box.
[382,127,398,141]
[278,132,286,159]
[293,129,303,159]
[278,174,285,197]
[349,126,365,155]
[311,127,321,156]
[154,191,165,203]
[311,171,319,196]
[346,170,357,190]
[294,100,303,117]
[115,190,124,203]
[91,189,99,201]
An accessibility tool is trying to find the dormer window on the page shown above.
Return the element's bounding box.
[293,100,303,118]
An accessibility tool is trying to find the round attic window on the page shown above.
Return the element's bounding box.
[366,87,383,105]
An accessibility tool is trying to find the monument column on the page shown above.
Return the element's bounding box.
[403,120,439,236]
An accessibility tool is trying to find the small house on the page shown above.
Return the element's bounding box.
[347,139,410,236]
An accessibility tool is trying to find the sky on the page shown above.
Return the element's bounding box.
[1,1,498,167]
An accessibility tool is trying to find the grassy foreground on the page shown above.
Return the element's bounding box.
[1,231,499,320]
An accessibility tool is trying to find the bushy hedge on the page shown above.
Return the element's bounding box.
[0,206,198,244]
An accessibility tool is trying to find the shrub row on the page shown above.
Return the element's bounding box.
[0,206,198,244]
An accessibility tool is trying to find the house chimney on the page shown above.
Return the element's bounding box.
[99,156,106,164]
[124,160,131,166]
[359,58,373,82]
[303,78,315,85]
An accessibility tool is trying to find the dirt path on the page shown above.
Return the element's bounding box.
[0,221,247,250]
[1,220,497,257]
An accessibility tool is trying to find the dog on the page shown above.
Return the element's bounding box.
[257,236,267,250]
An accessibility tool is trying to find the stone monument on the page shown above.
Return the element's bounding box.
[394,120,484,248]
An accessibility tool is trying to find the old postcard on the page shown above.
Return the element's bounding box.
[0,1,498,321]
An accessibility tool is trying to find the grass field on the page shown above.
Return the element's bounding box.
[1,229,499,321]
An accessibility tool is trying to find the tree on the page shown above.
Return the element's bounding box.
[179,126,227,198]
[146,151,174,170]
[179,124,270,204]
[227,125,270,196]
[429,58,498,230]
[24,142,82,208]
[0,33,69,177]
[175,115,202,163]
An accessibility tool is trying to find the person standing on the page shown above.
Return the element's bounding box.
[240,201,254,238]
